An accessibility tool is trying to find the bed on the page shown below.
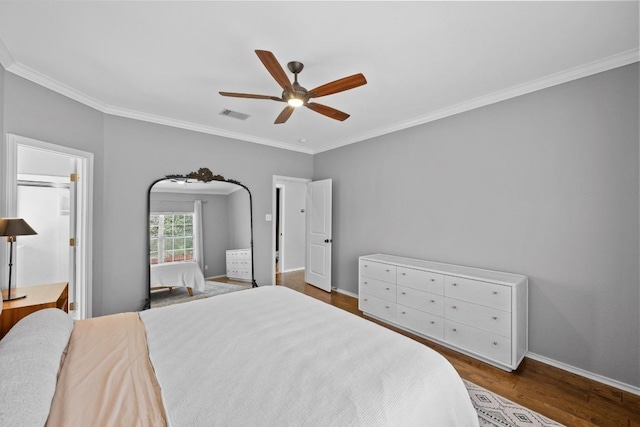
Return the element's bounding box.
[150,260,206,295]
[0,286,479,427]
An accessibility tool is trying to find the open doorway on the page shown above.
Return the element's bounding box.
[272,176,310,284]
[4,134,94,319]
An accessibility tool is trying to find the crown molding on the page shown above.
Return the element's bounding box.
[7,62,105,111]
[2,44,636,156]
[0,36,14,69]
[102,105,315,154]
[313,48,640,154]
[5,61,314,154]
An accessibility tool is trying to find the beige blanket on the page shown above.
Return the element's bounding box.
[46,312,166,427]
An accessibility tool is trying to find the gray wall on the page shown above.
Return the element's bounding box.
[281,180,306,271]
[2,60,638,389]
[227,188,251,250]
[2,71,106,315]
[314,63,640,387]
[0,66,4,217]
[0,71,313,316]
[101,114,313,314]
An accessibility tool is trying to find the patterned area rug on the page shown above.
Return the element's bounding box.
[464,380,565,427]
[150,280,249,308]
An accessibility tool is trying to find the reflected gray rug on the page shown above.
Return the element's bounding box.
[150,280,249,308]
[465,380,565,427]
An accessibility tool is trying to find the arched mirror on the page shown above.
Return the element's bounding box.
[144,168,256,309]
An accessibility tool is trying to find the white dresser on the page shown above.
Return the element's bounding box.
[225,249,252,281]
[358,254,528,371]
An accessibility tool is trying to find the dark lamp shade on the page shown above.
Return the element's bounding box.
[0,218,37,237]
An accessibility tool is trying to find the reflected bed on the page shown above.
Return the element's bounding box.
[150,261,206,295]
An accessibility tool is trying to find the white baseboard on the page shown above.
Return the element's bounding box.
[333,287,358,298]
[281,267,305,273]
[526,352,640,396]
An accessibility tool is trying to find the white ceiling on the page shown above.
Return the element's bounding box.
[0,1,637,154]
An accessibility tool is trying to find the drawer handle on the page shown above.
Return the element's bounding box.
[452,283,457,287]
[402,311,406,315]
[385,287,390,290]
[402,292,406,295]
[430,299,435,303]
[364,281,368,284]
[492,342,498,346]
[493,291,498,295]
[402,273,406,276]
[364,299,368,302]
[386,269,390,272]
[430,321,435,324]
[385,305,390,309]
[430,278,435,282]
[364,265,368,267]
[492,316,498,320]
[452,328,457,332]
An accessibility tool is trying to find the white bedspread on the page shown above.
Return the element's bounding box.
[150,261,205,292]
[140,286,478,426]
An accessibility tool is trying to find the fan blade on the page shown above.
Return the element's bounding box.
[219,92,283,101]
[305,102,350,121]
[275,106,295,124]
[255,50,292,90]
[308,73,367,98]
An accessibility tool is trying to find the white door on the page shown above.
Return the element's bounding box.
[305,179,332,292]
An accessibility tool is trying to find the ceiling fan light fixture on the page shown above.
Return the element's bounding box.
[287,97,304,107]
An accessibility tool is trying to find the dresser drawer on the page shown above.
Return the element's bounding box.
[445,276,511,311]
[227,249,251,259]
[397,267,444,294]
[359,293,396,323]
[360,277,396,302]
[397,305,444,340]
[360,260,396,283]
[397,286,444,317]
[445,298,511,337]
[445,320,511,365]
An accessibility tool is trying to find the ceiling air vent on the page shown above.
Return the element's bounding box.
[219,109,250,121]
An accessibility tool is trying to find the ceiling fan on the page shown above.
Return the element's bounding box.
[219,50,367,124]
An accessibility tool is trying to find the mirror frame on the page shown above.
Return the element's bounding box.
[144,168,257,310]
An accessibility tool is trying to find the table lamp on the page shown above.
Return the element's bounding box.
[0,218,37,301]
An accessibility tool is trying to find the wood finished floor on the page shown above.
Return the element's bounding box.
[276,270,640,427]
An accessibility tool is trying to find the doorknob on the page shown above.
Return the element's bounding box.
[324,238,333,243]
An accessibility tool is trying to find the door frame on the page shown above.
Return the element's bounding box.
[271,175,311,284]
[276,185,284,272]
[4,134,94,318]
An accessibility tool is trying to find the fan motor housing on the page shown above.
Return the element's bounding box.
[287,61,304,74]
[283,84,308,105]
